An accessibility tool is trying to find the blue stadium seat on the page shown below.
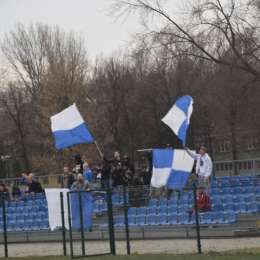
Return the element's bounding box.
[34,199,42,206]
[166,213,178,225]
[212,211,224,224]
[128,216,136,227]
[42,199,48,207]
[242,174,252,181]
[189,212,200,225]
[5,207,13,215]
[168,198,178,207]
[256,188,260,200]
[142,186,149,198]
[133,215,146,226]
[211,196,222,205]
[170,192,179,199]
[232,175,240,182]
[31,220,41,231]
[137,207,147,216]
[224,202,235,213]
[25,200,34,207]
[155,214,167,226]
[0,222,3,231]
[114,216,125,227]
[92,202,100,213]
[223,212,237,223]
[212,203,223,212]
[26,213,35,222]
[247,202,259,213]
[158,198,168,208]
[21,207,30,214]
[246,194,255,204]
[222,195,233,206]
[181,192,189,199]
[22,221,31,231]
[168,205,178,215]
[17,213,26,222]
[241,180,251,192]
[119,194,129,205]
[17,201,25,207]
[42,212,49,221]
[210,182,219,190]
[211,177,219,182]
[30,206,38,214]
[9,201,17,208]
[229,180,240,190]
[13,207,21,214]
[222,187,231,196]
[144,214,157,226]
[148,199,158,208]
[220,181,230,190]
[35,212,43,221]
[35,193,43,200]
[127,207,137,217]
[6,222,13,232]
[38,205,46,213]
[100,202,108,212]
[253,178,260,188]
[147,206,157,215]
[112,195,120,205]
[244,187,254,199]
[8,214,17,223]
[235,195,246,205]
[236,202,247,213]
[193,178,199,186]
[13,222,22,231]
[211,188,220,199]
[232,187,243,200]
[179,197,189,205]
[99,217,116,228]
[157,206,168,216]
[40,220,50,230]
[93,195,102,203]
[221,176,230,182]
[189,196,195,205]
[179,204,189,214]
[179,213,190,225]
[27,194,35,201]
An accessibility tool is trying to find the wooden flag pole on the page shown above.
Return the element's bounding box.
[94,141,102,154]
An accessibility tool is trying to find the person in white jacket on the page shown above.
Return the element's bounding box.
[184,146,212,190]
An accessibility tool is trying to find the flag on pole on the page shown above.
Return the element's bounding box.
[50,103,94,150]
[151,149,195,192]
[161,95,193,146]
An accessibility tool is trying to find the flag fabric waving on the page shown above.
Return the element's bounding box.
[50,103,94,150]
[161,95,193,146]
[151,149,195,192]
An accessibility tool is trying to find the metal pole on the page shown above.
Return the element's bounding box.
[106,188,116,255]
[78,192,85,255]
[2,197,8,257]
[67,192,74,258]
[60,192,67,256]
[123,187,130,254]
[193,182,201,253]
[5,161,8,187]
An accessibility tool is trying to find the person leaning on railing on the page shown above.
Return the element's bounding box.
[25,178,43,194]
[0,183,10,202]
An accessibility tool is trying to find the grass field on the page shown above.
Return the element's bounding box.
[5,248,260,260]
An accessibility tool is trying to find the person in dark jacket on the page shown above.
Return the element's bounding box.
[72,154,84,175]
[112,162,127,195]
[125,170,144,207]
[100,151,123,169]
[122,155,135,175]
[10,186,25,201]
[0,183,10,201]
[61,166,75,189]
[26,178,43,194]
[95,156,111,189]
[139,164,151,185]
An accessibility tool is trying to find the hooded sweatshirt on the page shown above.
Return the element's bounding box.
[186,150,212,177]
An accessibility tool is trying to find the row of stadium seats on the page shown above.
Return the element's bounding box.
[100,211,237,228]
[0,205,47,215]
[0,212,49,223]
[0,220,50,232]
[211,187,260,198]
[211,174,260,182]
[3,199,48,208]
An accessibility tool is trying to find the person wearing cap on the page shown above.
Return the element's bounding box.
[112,162,127,194]
[122,155,135,175]
[95,156,111,189]
[0,183,10,201]
[10,186,25,201]
[83,163,93,185]
[61,166,75,189]
[187,186,211,219]
[100,151,123,169]
[125,170,144,207]
[72,154,84,175]
[184,146,212,190]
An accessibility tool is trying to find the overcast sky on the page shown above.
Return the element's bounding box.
[0,0,140,60]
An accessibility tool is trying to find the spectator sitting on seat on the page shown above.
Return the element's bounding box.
[83,163,93,185]
[139,164,151,186]
[25,178,43,194]
[61,166,75,189]
[125,170,144,207]
[0,183,10,200]
[187,186,211,219]
[71,173,91,190]
[10,186,25,201]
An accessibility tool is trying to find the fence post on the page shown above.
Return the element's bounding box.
[78,192,85,256]
[2,198,8,258]
[60,192,67,256]
[123,187,130,254]
[193,182,201,254]
[106,188,116,255]
[67,191,74,258]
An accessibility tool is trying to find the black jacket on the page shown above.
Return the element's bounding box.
[122,157,135,174]
[147,151,153,177]
[103,156,123,169]
[112,168,127,187]
[98,161,111,180]
[61,173,75,188]
[27,180,43,194]
[139,171,151,186]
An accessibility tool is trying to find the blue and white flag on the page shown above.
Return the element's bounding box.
[161,95,193,146]
[151,149,195,192]
[51,103,94,150]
